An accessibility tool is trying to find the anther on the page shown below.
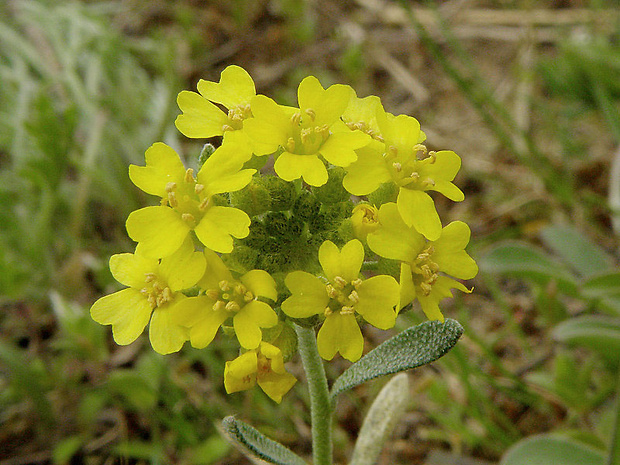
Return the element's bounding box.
[428,150,437,162]
[222,124,234,132]
[410,172,420,181]
[291,112,302,126]
[198,197,210,211]
[388,145,398,157]
[341,306,355,315]
[213,300,226,312]
[351,278,362,288]
[195,183,205,194]
[167,192,178,208]
[225,301,241,312]
[181,213,195,224]
[286,137,296,152]
[422,178,435,187]
[219,280,230,292]
[165,182,177,192]
[145,273,157,283]
[333,276,347,288]
[206,289,220,300]
[413,144,427,156]
[324,307,333,317]
[348,290,360,303]
[325,284,339,299]
[234,283,247,296]
[392,162,402,172]
[420,282,433,296]
[243,291,255,302]
[305,108,316,121]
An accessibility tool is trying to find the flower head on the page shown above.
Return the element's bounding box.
[90,238,206,354]
[281,239,399,361]
[367,202,477,321]
[173,250,278,350]
[343,104,463,240]
[224,342,297,403]
[350,203,380,241]
[126,142,254,258]
[175,65,256,138]
[243,76,370,186]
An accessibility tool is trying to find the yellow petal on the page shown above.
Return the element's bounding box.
[126,206,189,258]
[241,270,277,301]
[367,203,423,262]
[198,249,234,290]
[397,188,442,241]
[197,142,254,196]
[258,370,297,403]
[354,275,399,329]
[129,143,186,197]
[149,303,189,354]
[298,76,351,127]
[234,301,277,349]
[342,141,390,196]
[398,263,416,311]
[274,152,328,187]
[109,253,157,288]
[318,240,363,283]
[90,288,152,345]
[197,65,256,109]
[317,312,363,362]
[175,90,228,138]
[282,271,328,318]
[189,307,229,349]
[194,206,251,253]
[224,351,258,394]
[158,237,206,291]
[377,113,421,154]
[319,130,369,167]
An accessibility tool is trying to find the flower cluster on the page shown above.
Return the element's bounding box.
[91,65,477,403]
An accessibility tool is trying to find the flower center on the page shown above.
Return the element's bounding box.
[323,276,363,317]
[207,280,255,313]
[384,144,438,190]
[411,245,440,296]
[285,109,331,155]
[222,104,252,132]
[141,273,173,309]
[161,168,212,228]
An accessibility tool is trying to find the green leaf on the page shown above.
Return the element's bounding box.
[553,315,620,366]
[540,225,613,278]
[501,434,605,465]
[582,272,620,299]
[479,242,577,294]
[350,373,409,465]
[219,416,307,465]
[330,319,463,399]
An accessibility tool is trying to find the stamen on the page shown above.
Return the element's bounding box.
[181,213,195,224]
[195,183,205,194]
[213,300,226,312]
[243,291,255,302]
[420,282,433,296]
[165,182,177,192]
[410,172,420,181]
[234,284,247,296]
[291,112,302,126]
[392,162,402,172]
[205,289,220,300]
[286,137,296,152]
[198,197,210,211]
[348,290,360,303]
[351,278,362,288]
[341,306,355,315]
[305,108,316,121]
[184,168,194,183]
[326,284,339,299]
[324,307,332,317]
[422,178,435,187]
[225,301,241,312]
[167,192,178,208]
[219,280,230,292]
[144,273,157,283]
[333,276,347,288]
[222,124,235,132]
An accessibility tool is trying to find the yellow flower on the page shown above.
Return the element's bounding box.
[175,65,255,138]
[243,76,370,187]
[343,105,463,241]
[350,203,380,241]
[173,250,278,350]
[90,238,206,354]
[126,142,254,258]
[281,239,399,362]
[367,202,478,321]
[224,342,297,403]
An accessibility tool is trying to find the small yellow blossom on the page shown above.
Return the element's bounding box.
[224,342,297,403]
[350,203,380,241]
[90,238,206,354]
[175,65,256,138]
[343,104,463,241]
[173,250,278,350]
[367,202,478,321]
[126,142,254,258]
[281,239,399,362]
[243,76,370,187]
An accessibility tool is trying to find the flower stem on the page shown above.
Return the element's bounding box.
[295,324,332,465]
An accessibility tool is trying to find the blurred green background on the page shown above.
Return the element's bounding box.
[1,0,619,464]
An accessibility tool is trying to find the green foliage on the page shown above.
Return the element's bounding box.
[501,434,606,465]
[330,319,463,399]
